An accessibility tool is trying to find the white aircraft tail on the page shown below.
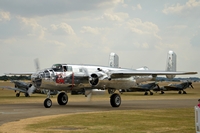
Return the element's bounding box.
[166,50,176,79]
[109,52,119,68]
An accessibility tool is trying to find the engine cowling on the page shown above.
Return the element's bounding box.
[89,73,99,86]
[166,75,175,79]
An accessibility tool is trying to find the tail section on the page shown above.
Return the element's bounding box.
[166,50,176,79]
[109,52,119,68]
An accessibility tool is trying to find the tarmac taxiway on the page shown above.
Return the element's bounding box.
[0,99,197,126]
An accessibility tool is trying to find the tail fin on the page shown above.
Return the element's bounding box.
[166,50,176,79]
[109,52,119,68]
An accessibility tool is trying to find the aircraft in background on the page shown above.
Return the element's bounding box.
[0,80,59,97]
[4,51,197,108]
[119,82,160,95]
[153,81,194,94]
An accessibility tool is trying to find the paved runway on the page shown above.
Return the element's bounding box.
[0,99,197,126]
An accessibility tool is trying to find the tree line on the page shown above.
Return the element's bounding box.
[0,75,31,81]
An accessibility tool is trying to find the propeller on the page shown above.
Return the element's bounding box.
[188,82,194,89]
[89,74,99,86]
[34,58,40,71]
[27,85,36,95]
[86,91,92,102]
[153,82,161,92]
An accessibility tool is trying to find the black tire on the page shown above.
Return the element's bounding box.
[16,93,20,97]
[57,92,68,105]
[25,93,29,97]
[44,98,52,108]
[110,93,121,107]
[144,92,148,95]
[150,92,153,95]
[178,91,182,94]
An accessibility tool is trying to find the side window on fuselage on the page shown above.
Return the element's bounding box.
[62,66,73,72]
[67,66,72,71]
[63,66,67,72]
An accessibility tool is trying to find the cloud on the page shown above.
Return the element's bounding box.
[0,0,124,17]
[127,18,160,38]
[101,12,129,21]
[0,11,10,21]
[132,4,142,10]
[51,23,75,35]
[81,26,102,34]
[17,16,46,39]
[121,18,163,50]
[163,0,200,15]
[168,25,187,29]
[190,30,200,47]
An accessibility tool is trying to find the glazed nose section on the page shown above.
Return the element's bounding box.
[31,72,43,88]
[44,70,51,78]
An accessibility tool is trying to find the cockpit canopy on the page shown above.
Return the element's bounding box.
[52,64,63,72]
[51,64,72,72]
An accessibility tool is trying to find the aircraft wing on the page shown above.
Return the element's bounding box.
[4,72,34,76]
[162,86,180,91]
[109,70,197,78]
[0,86,27,93]
[129,86,149,91]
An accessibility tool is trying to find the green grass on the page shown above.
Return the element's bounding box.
[27,108,195,133]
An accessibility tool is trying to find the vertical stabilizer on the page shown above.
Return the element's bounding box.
[109,52,119,68]
[166,50,176,79]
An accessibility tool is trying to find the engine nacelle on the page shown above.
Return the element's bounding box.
[166,75,176,79]
[89,73,99,86]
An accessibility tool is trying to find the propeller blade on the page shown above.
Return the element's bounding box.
[86,91,92,102]
[28,85,36,95]
[156,84,160,89]
[34,58,40,71]
[190,84,194,89]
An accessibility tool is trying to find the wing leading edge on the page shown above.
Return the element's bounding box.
[109,70,197,78]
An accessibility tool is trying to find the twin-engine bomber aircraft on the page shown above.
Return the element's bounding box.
[5,51,197,108]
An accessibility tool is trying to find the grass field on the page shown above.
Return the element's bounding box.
[26,108,195,133]
[0,81,200,133]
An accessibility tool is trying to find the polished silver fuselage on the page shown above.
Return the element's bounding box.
[31,63,196,92]
[32,64,153,91]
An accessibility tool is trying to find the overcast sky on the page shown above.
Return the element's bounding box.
[0,0,199,77]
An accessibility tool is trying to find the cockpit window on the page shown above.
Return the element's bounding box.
[52,64,63,72]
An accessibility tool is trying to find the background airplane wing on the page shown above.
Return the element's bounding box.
[4,72,34,76]
[0,86,27,93]
[109,70,197,78]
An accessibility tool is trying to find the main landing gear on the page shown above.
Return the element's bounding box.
[144,91,153,95]
[15,92,29,97]
[44,91,68,108]
[43,91,121,108]
[178,90,187,94]
[16,93,20,97]
[110,93,121,107]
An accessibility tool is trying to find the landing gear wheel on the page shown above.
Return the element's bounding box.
[144,92,148,95]
[57,92,68,105]
[150,92,153,95]
[110,93,121,107]
[183,91,187,94]
[178,91,182,94]
[44,98,52,108]
[16,93,20,97]
[161,91,164,94]
[25,93,29,97]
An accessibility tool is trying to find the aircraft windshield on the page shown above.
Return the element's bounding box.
[52,64,63,72]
